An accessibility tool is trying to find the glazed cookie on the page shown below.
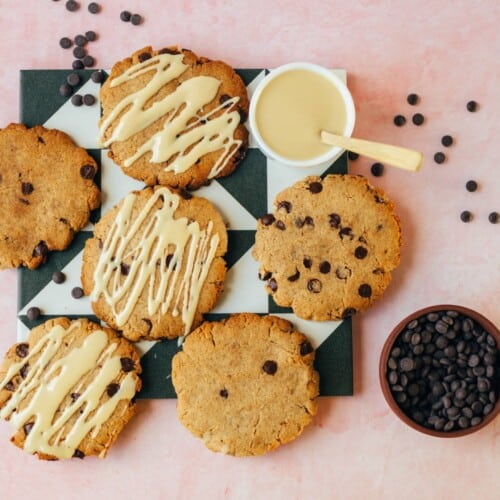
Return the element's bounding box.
[0,317,141,460]
[99,46,249,190]
[0,123,100,269]
[81,186,228,341]
[172,313,319,456]
[253,174,402,320]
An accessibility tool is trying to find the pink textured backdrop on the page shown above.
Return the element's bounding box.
[0,1,499,498]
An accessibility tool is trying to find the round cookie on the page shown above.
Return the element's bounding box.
[81,186,228,341]
[0,317,141,460]
[172,313,319,456]
[253,174,402,320]
[0,123,100,269]
[99,45,249,190]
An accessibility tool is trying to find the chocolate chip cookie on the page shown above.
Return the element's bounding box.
[99,46,249,190]
[0,317,141,460]
[253,174,402,320]
[81,186,228,341]
[172,313,319,456]
[0,123,100,269]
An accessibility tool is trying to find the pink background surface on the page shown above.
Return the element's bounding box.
[0,1,499,498]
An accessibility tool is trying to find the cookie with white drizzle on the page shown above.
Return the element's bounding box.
[99,46,249,190]
[253,174,402,320]
[172,313,319,456]
[81,186,228,341]
[0,317,141,460]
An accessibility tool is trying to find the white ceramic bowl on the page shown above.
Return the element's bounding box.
[249,62,356,168]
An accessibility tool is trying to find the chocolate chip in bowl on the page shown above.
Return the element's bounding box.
[379,305,500,437]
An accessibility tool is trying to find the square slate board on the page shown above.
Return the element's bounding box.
[17,68,353,398]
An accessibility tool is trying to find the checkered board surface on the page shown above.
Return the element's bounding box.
[17,68,353,398]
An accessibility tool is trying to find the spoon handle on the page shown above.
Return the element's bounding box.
[321,130,423,172]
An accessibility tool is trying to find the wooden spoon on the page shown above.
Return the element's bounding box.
[321,130,423,172]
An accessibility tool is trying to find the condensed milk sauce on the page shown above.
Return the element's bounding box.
[255,69,347,161]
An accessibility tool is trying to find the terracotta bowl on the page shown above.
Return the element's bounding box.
[379,304,500,437]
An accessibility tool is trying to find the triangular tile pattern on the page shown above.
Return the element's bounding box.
[17,68,353,397]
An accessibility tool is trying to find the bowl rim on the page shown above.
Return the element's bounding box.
[248,62,356,168]
[379,304,500,438]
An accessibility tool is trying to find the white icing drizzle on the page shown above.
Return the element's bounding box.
[99,53,243,178]
[91,188,219,335]
[0,323,137,459]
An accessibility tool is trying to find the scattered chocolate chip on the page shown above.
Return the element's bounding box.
[120,357,135,372]
[65,1,79,12]
[33,241,48,259]
[85,30,97,42]
[268,278,278,292]
[287,269,300,282]
[23,422,34,435]
[466,100,478,112]
[142,318,152,332]
[21,182,33,195]
[120,263,130,275]
[219,389,229,398]
[72,60,84,70]
[131,13,143,25]
[393,115,406,126]
[275,220,286,230]
[354,246,368,259]
[262,360,278,375]
[52,271,66,284]
[300,341,314,356]
[83,93,95,105]
[371,163,384,177]
[304,216,314,227]
[259,270,272,281]
[37,136,45,144]
[59,37,73,49]
[5,381,14,391]
[434,152,446,164]
[71,94,83,106]
[412,113,424,125]
[159,47,180,55]
[294,218,305,228]
[26,307,40,321]
[138,52,152,63]
[308,181,322,194]
[73,46,86,59]
[74,35,87,47]
[73,449,85,459]
[339,227,354,240]
[441,135,453,147]
[358,283,372,298]
[80,164,96,179]
[307,279,322,293]
[71,392,80,401]
[20,364,29,379]
[407,93,419,105]
[342,308,356,319]
[83,55,95,68]
[303,257,312,269]
[238,107,248,123]
[460,210,473,223]
[120,10,131,22]
[106,383,120,397]
[277,201,292,213]
[67,73,80,86]
[465,180,478,192]
[88,2,100,13]
[261,214,275,226]
[348,151,359,161]
[488,212,499,224]
[374,195,386,204]
[328,213,341,229]
[59,83,73,97]
[16,343,29,358]
[71,287,84,299]
[319,261,331,274]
